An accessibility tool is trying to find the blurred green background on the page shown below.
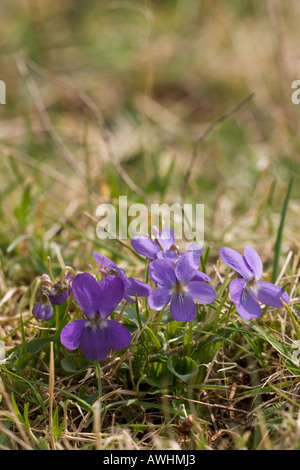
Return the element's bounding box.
[0,0,299,282]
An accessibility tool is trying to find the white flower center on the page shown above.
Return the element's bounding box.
[86,315,107,332]
[170,281,188,298]
[243,278,260,299]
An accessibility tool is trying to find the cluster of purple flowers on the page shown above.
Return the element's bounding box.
[31,226,290,362]
[131,227,216,322]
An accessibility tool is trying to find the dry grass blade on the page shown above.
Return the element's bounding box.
[0,378,32,449]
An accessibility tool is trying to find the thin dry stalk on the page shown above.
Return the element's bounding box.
[48,341,55,450]
[181,92,255,202]
[15,52,85,178]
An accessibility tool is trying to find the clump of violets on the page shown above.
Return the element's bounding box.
[60,273,131,361]
[219,246,290,320]
[148,252,216,322]
[29,226,294,367]
[93,252,152,303]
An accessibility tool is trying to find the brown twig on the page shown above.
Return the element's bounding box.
[162,394,248,415]
[181,92,255,202]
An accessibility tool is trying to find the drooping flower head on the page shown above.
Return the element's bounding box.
[60,273,131,361]
[32,274,53,321]
[93,252,152,303]
[32,301,53,321]
[148,253,216,322]
[219,246,289,320]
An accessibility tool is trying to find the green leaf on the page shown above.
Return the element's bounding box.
[127,399,138,406]
[167,354,198,382]
[146,361,174,387]
[120,305,146,328]
[38,437,49,450]
[26,336,55,355]
[11,393,25,425]
[52,408,64,442]
[60,358,88,374]
[60,358,77,373]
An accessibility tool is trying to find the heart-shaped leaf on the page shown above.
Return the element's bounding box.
[167,354,198,382]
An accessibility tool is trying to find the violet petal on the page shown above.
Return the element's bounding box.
[190,271,211,282]
[125,278,152,297]
[80,327,110,361]
[60,319,87,350]
[148,287,171,311]
[219,247,253,279]
[256,281,289,308]
[157,227,175,251]
[187,281,216,304]
[97,275,125,318]
[72,273,102,320]
[131,236,160,260]
[187,242,203,269]
[93,252,118,270]
[244,246,263,280]
[229,278,247,304]
[236,290,261,320]
[105,320,131,350]
[175,254,198,284]
[148,259,176,288]
[170,291,197,322]
[157,249,180,263]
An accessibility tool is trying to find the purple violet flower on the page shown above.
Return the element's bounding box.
[219,246,290,320]
[60,273,131,361]
[93,252,152,303]
[48,270,73,305]
[148,253,216,322]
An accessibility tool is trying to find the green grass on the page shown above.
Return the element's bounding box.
[0,0,300,451]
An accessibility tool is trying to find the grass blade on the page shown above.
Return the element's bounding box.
[272,176,294,283]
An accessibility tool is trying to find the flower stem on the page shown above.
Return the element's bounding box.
[19,310,27,354]
[94,360,102,400]
[144,259,149,319]
[55,305,59,332]
[186,321,193,356]
[135,295,143,331]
